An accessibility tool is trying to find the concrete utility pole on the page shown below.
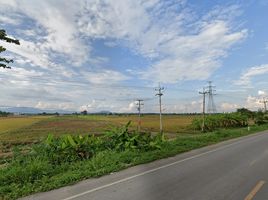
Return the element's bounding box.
[199,88,209,132]
[260,97,268,112]
[136,99,144,132]
[155,84,164,133]
[207,81,217,114]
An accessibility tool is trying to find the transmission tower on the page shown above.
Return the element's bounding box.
[260,97,268,112]
[207,81,217,114]
[136,99,144,132]
[155,84,164,133]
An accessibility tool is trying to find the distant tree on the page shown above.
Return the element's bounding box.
[236,108,254,118]
[0,111,11,117]
[0,29,20,69]
[81,110,87,115]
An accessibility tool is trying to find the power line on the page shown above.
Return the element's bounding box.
[199,87,209,132]
[155,83,164,133]
[0,74,200,92]
[136,99,144,132]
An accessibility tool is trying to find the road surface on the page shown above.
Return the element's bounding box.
[21,131,268,200]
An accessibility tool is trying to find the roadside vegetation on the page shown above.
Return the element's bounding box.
[191,113,248,131]
[191,108,268,131]
[1,109,268,199]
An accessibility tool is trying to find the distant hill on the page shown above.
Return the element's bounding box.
[95,110,113,114]
[0,106,74,114]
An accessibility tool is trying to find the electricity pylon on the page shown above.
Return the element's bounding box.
[207,81,217,114]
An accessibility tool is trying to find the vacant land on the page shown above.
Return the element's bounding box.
[1,113,268,200]
[0,114,196,154]
[0,114,197,152]
[0,116,49,134]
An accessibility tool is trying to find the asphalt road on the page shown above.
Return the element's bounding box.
[21,131,268,200]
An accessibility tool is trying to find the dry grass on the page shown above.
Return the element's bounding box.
[0,114,198,153]
[0,116,50,134]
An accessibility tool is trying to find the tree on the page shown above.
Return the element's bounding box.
[236,108,254,118]
[0,29,20,69]
[81,110,87,115]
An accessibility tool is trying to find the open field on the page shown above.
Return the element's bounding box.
[2,123,268,200]
[0,116,50,134]
[1,113,268,199]
[0,114,197,145]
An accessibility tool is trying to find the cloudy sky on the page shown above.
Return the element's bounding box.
[0,0,268,113]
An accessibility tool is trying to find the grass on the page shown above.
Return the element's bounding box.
[1,123,268,200]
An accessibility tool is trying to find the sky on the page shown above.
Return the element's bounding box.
[0,0,268,113]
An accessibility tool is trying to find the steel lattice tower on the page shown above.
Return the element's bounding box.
[207,81,217,114]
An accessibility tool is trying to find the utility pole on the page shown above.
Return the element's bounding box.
[155,84,164,133]
[260,97,268,112]
[199,88,209,132]
[136,99,144,132]
[207,81,217,114]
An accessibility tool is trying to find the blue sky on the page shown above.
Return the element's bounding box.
[0,0,268,113]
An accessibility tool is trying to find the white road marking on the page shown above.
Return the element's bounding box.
[62,133,266,200]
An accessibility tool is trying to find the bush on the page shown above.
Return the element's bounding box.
[255,115,268,125]
[31,122,165,165]
[103,121,164,151]
[38,134,97,164]
[191,113,248,132]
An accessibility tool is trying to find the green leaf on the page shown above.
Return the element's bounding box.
[67,135,77,147]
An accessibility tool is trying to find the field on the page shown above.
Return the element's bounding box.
[0,114,197,154]
[0,116,50,133]
[2,113,268,199]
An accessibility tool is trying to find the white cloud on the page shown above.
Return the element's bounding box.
[141,21,247,83]
[76,1,246,83]
[119,102,137,113]
[79,99,118,112]
[235,64,268,86]
[1,0,246,83]
[220,102,240,112]
[0,39,53,68]
[258,90,267,96]
[35,101,76,111]
[0,67,44,87]
[0,14,21,25]
[83,70,129,84]
[0,1,250,111]
[244,95,263,111]
[0,0,89,67]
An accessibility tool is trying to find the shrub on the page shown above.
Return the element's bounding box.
[103,121,164,151]
[39,134,96,164]
[191,113,248,132]
[31,122,165,165]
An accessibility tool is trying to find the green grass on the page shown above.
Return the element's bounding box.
[1,124,268,200]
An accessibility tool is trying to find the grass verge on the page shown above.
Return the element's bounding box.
[1,124,268,200]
